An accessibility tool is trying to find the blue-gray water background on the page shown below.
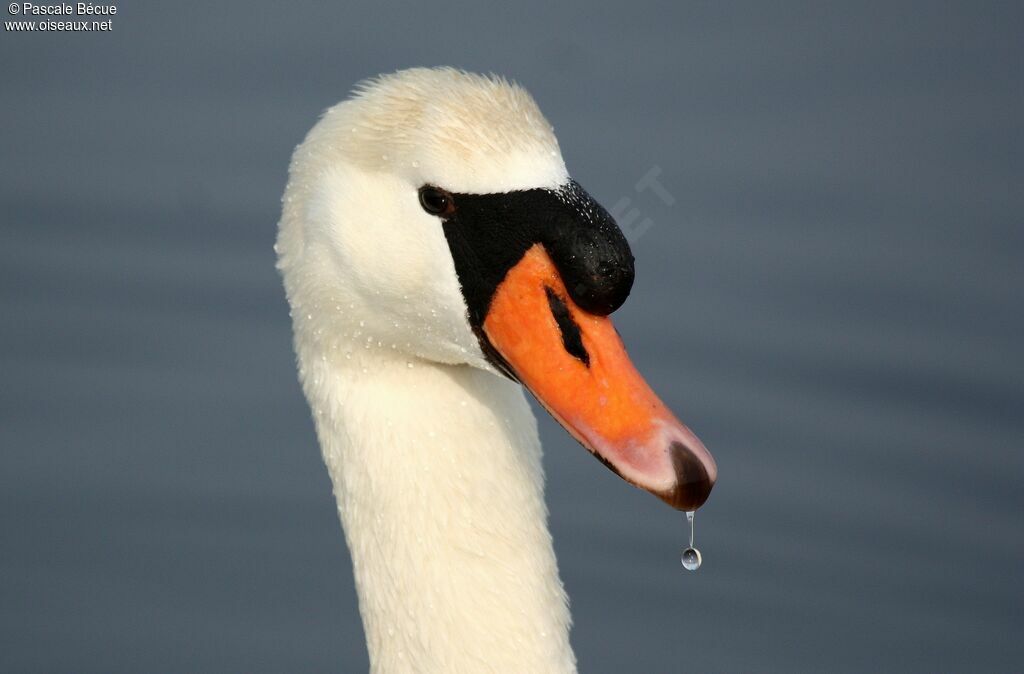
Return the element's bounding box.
[2,2,1022,672]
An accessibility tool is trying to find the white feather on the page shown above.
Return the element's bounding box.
[277,68,578,673]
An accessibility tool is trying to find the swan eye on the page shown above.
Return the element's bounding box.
[419,186,455,217]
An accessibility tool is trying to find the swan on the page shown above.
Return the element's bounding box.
[276,67,717,673]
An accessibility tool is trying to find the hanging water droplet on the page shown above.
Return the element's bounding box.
[681,546,702,571]
[680,510,702,571]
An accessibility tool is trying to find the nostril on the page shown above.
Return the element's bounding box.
[666,441,715,511]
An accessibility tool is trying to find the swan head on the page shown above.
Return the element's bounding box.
[278,67,716,511]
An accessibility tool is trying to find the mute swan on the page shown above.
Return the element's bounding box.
[277,68,717,673]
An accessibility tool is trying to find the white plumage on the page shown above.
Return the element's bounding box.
[278,68,578,673]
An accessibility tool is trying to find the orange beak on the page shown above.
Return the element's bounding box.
[482,244,717,510]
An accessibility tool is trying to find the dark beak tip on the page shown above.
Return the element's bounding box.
[664,440,717,511]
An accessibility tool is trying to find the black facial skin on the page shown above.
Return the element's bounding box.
[427,180,634,372]
[425,180,633,375]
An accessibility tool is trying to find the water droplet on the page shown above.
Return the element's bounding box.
[680,510,702,571]
[681,547,702,571]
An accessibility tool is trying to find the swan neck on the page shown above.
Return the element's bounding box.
[302,345,576,673]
